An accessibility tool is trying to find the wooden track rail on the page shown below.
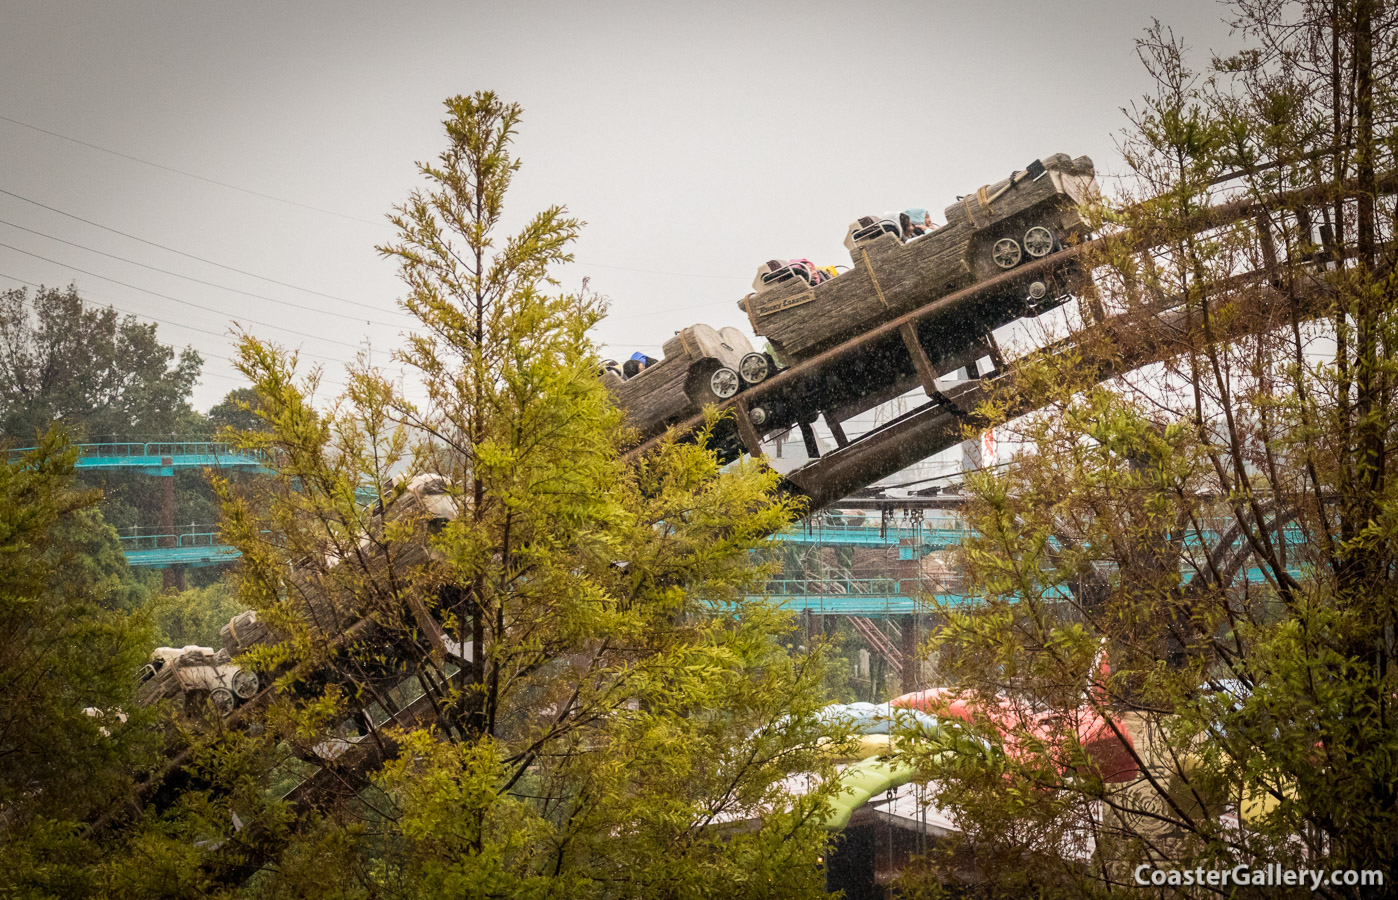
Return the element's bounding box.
[630,170,1398,511]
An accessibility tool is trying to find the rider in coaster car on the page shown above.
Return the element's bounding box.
[622,351,659,379]
[787,258,832,286]
[900,207,939,240]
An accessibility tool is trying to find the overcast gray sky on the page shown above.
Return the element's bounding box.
[1,0,1242,412]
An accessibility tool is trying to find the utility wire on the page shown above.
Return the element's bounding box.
[0,269,354,387]
[0,186,404,315]
[0,124,749,282]
[0,218,409,327]
[873,459,1010,491]
[0,267,247,342]
[0,241,370,350]
[604,297,749,321]
[0,113,387,227]
[0,270,246,388]
[573,260,748,280]
[0,186,748,313]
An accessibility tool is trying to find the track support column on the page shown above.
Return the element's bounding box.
[159,458,184,591]
[899,614,922,692]
[733,398,765,458]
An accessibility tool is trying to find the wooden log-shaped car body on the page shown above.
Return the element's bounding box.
[220,609,273,659]
[285,472,457,646]
[606,324,771,442]
[135,645,259,717]
[738,153,1098,365]
[216,472,465,703]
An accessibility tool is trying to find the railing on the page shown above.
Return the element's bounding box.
[815,515,963,528]
[120,534,242,569]
[91,441,271,464]
[119,531,227,552]
[7,441,274,469]
[762,574,968,597]
[754,575,975,615]
[773,519,1306,556]
[778,519,969,543]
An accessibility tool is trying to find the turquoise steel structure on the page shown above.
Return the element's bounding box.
[7,442,271,580]
[114,516,1299,614]
[11,443,1300,617]
[119,531,243,569]
[47,441,275,474]
[7,441,380,573]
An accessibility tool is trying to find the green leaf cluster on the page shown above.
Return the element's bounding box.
[0,429,170,898]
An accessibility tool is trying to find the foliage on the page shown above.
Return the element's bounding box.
[52,505,158,613]
[0,284,231,548]
[0,285,202,444]
[207,388,269,436]
[151,581,246,648]
[899,4,1398,896]
[210,92,840,897]
[0,429,167,897]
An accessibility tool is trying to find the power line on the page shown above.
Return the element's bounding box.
[0,128,749,283]
[0,240,371,350]
[0,218,409,327]
[605,302,743,321]
[0,230,706,359]
[0,268,242,342]
[197,369,258,386]
[0,142,748,284]
[0,269,355,387]
[574,260,748,280]
[0,112,387,227]
[0,186,405,315]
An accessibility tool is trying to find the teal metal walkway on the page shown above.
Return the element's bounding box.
[751,576,977,615]
[5,442,380,570]
[751,565,1304,617]
[15,442,272,572]
[114,518,966,570]
[777,517,1305,553]
[775,518,968,557]
[42,441,1304,607]
[9,441,274,475]
[121,532,241,568]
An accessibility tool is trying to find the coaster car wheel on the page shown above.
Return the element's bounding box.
[1023,226,1055,258]
[231,668,259,700]
[739,352,771,385]
[208,688,236,717]
[709,367,741,400]
[992,238,1022,269]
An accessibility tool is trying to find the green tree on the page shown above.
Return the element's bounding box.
[896,7,1398,896]
[151,581,246,648]
[0,283,220,542]
[0,429,165,897]
[207,387,268,436]
[0,285,202,444]
[213,92,839,897]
